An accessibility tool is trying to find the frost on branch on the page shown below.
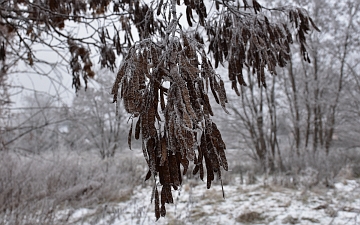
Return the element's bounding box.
[112,36,229,219]
[0,0,318,96]
[0,0,320,220]
[204,1,321,94]
[111,0,319,220]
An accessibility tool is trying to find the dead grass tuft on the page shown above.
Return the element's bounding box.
[0,150,146,225]
[282,215,299,224]
[236,211,265,223]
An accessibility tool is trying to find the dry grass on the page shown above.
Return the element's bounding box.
[281,215,299,224]
[0,150,146,225]
[189,211,209,222]
[1,144,359,224]
[235,211,265,223]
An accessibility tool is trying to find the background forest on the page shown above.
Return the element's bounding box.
[1,0,360,224]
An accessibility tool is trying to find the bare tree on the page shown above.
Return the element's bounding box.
[70,71,127,159]
[0,21,14,148]
[3,92,68,153]
[215,0,360,177]
[281,0,360,154]
[220,68,284,172]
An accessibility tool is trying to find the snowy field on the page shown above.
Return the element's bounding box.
[1,150,359,225]
[57,169,360,224]
[60,181,360,225]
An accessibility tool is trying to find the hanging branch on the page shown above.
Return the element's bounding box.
[111,0,319,219]
[0,0,319,220]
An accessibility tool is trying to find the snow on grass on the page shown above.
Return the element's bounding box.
[62,177,360,225]
[2,149,359,225]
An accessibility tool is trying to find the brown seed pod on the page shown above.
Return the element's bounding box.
[128,121,133,150]
[147,138,157,174]
[155,187,160,220]
[159,158,171,185]
[160,136,167,166]
[168,154,181,188]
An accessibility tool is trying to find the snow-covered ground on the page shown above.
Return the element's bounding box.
[2,149,359,225]
[59,177,360,225]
